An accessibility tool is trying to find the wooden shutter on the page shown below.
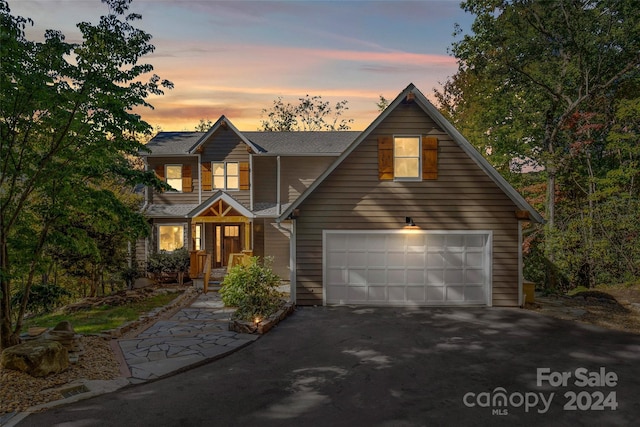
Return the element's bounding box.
[201,162,212,191]
[422,136,438,180]
[154,164,165,180]
[182,165,193,192]
[239,162,250,190]
[378,136,393,180]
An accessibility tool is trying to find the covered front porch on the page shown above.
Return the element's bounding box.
[187,192,255,281]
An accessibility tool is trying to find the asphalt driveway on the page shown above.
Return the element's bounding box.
[19,306,640,426]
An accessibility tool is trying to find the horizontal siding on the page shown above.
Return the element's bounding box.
[295,102,520,307]
[200,128,251,207]
[264,222,291,281]
[280,156,336,203]
[148,156,200,205]
[253,157,277,204]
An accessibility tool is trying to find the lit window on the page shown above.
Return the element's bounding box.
[166,165,182,191]
[212,162,239,190]
[194,224,203,251]
[213,162,225,189]
[158,225,184,251]
[394,136,420,179]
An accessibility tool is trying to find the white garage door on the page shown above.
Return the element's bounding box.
[324,230,492,306]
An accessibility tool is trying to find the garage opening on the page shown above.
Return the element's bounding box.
[323,230,492,306]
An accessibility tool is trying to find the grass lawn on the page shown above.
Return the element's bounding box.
[23,292,180,334]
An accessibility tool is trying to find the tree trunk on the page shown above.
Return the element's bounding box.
[1,236,20,349]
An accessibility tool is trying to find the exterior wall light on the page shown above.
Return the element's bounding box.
[405,217,415,227]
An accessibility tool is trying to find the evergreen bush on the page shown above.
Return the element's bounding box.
[220,257,283,322]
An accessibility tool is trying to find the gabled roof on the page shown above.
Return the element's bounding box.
[188,115,262,155]
[188,191,255,219]
[278,83,545,224]
[144,132,204,156]
[143,123,358,157]
[245,131,359,155]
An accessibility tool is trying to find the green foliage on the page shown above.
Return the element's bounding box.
[219,257,282,322]
[438,0,640,291]
[195,118,214,132]
[23,292,179,334]
[259,95,353,131]
[0,0,172,347]
[146,248,189,275]
[11,284,71,315]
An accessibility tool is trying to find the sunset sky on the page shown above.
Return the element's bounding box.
[9,0,475,131]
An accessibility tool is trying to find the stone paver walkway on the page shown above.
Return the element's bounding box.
[117,292,259,382]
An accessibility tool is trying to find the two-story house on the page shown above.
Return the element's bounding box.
[138,84,543,308]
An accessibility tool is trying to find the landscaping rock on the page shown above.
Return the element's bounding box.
[45,321,85,362]
[1,340,69,377]
[228,302,295,335]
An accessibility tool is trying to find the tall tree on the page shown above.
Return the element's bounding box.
[444,0,640,229]
[260,95,353,131]
[0,0,171,348]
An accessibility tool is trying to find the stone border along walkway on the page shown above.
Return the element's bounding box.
[116,291,260,383]
[2,289,271,427]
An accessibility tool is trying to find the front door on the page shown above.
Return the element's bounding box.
[215,224,241,267]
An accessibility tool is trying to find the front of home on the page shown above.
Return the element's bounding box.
[137,84,543,308]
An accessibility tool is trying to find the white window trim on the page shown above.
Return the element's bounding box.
[165,164,183,192]
[393,135,422,181]
[212,161,239,191]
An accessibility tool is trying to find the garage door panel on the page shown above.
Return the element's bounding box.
[388,252,405,267]
[406,253,425,268]
[427,269,445,284]
[366,234,386,250]
[465,286,485,301]
[444,252,464,268]
[348,286,367,301]
[366,269,386,284]
[368,252,386,265]
[327,268,347,285]
[427,253,444,268]
[328,252,346,267]
[368,286,386,301]
[407,269,425,285]
[388,287,405,302]
[446,286,465,301]
[324,231,491,306]
[466,252,484,268]
[388,269,405,284]
[444,269,464,284]
[406,286,426,302]
[348,251,367,267]
[427,286,445,301]
[465,269,485,284]
[348,269,367,285]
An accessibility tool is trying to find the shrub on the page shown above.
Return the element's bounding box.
[146,248,190,278]
[11,283,72,315]
[220,256,282,322]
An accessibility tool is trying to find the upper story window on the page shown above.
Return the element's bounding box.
[213,162,239,190]
[378,135,438,181]
[165,165,183,191]
[394,136,421,179]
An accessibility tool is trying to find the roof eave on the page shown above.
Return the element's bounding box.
[187,116,263,154]
[279,83,544,224]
